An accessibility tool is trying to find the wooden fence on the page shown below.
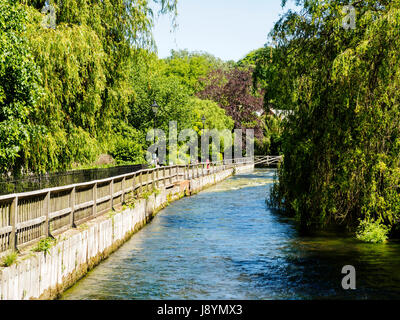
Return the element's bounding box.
[0,158,253,254]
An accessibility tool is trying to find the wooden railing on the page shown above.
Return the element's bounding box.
[254,155,283,166]
[0,158,253,254]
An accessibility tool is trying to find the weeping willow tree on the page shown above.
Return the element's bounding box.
[0,0,41,174]
[262,0,400,239]
[5,0,178,173]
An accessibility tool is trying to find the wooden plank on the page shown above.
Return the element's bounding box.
[49,207,72,220]
[139,172,143,195]
[97,195,111,204]
[124,186,133,193]
[113,190,123,198]
[121,177,125,203]
[110,180,114,210]
[93,183,97,217]
[74,200,94,211]
[0,226,12,236]
[0,194,17,202]
[44,191,50,237]
[16,216,46,230]
[70,187,75,227]
[9,196,17,251]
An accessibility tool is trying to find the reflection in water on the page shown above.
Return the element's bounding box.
[61,169,400,300]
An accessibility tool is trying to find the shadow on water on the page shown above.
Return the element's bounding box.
[61,169,400,300]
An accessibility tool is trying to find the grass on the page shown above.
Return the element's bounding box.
[32,237,57,254]
[1,251,18,267]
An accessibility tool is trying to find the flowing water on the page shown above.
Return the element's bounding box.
[61,169,400,300]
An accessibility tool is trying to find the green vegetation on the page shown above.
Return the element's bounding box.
[141,190,154,200]
[3,0,398,245]
[1,251,18,267]
[261,0,400,241]
[0,0,273,178]
[0,0,41,174]
[32,237,56,254]
[356,218,389,244]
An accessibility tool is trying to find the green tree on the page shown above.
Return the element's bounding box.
[0,0,41,174]
[1,0,178,174]
[265,0,400,239]
[161,50,226,94]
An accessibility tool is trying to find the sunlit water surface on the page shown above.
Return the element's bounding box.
[61,169,400,300]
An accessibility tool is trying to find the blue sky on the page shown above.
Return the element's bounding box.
[152,0,299,61]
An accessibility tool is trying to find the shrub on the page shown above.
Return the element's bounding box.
[32,237,56,254]
[110,125,145,164]
[356,218,389,244]
[1,251,18,267]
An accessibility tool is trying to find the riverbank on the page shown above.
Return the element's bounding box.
[0,163,254,300]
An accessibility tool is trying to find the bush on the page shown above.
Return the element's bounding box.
[32,237,56,254]
[356,218,389,244]
[1,251,18,267]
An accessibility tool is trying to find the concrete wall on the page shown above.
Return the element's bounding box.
[0,165,253,300]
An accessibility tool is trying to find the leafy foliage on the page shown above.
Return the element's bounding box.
[161,49,226,94]
[1,0,262,179]
[263,0,400,235]
[356,218,389,244]
[1,251,18,267]
[0,0,178,176]
[32,237,56,254]
[110,123,145,164]
[0,0,41,174]
[197,67,265,139]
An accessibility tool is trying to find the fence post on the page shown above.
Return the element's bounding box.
[139,172,143,195]
[110,179,114,210]
[133,173,136,198]
[9,196,17,251]
[44,191,50,237]
[121,177,125,204]
[70,187,75,227]
[163,167,166,187]
[93,182,97,217]
[156,167,159,189]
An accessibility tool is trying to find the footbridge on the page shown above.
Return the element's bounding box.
[254,155,283,166]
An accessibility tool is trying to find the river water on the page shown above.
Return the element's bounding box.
[61,169,400,300]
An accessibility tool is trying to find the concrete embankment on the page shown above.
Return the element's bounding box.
[0,164,253,300]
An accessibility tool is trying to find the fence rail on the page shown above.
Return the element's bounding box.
[0,158,253,254]
[0,164,148,196]
[254,155,283,166]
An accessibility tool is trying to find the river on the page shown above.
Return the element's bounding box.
[61,169,400,300]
